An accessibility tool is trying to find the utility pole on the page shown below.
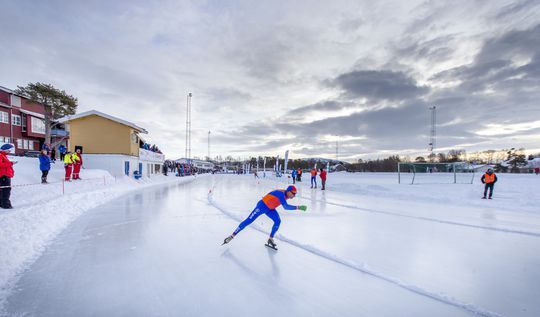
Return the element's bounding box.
[429,106,436,161]
[207,131,211,161]
[185,93,192,162]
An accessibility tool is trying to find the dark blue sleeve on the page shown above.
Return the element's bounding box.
[277,191,297,210]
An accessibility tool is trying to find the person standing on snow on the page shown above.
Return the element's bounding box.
[72,148,83,180]
[291,168,297,184]
[58,144,66,161]
[481,168,497,199]
[39,149,52,184]
[320,168,327,190]
[222,185,307,249]
[0,144,16,209]
[64,151,74,181]
[310,167,317,188]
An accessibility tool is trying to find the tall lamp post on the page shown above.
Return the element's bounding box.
[185,93,192,163]
[207,131,211,161]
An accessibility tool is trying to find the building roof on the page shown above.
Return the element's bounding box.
[0,86,14,94]
[60,110,148,134]
[0,86,26,99]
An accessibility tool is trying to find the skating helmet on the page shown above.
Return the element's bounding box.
[487,168,493,173]
[0,144,13,151]
[286,185,297,195]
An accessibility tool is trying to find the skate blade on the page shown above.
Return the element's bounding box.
[265,243,278,251]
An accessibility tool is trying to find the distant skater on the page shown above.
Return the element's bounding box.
[310,167,317,188]
[481,168,497,199]
[320,168,327,190]
[222,185,307,250]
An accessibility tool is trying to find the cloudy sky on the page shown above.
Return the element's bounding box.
[1,0,539,161]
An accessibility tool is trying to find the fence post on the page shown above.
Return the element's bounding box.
[62,179,65,195]
[397,163,401,184]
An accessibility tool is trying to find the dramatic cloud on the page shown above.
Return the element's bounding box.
[332,70,429,101]
[1,0,539,161]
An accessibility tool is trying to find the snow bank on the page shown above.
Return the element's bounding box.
[0,156,201,303]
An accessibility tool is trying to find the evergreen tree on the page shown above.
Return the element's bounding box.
[15,83,78,145]
[506,148,527,172]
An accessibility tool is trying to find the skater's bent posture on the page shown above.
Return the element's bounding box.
[222,185,307,248]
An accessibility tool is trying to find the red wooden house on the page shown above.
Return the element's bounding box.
[0,85,47,155]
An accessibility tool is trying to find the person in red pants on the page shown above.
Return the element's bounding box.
[319,168,327,190]
[64,151,74,181]
[72,149,83,180]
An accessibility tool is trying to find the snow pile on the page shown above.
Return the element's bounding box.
[0,156,199,302]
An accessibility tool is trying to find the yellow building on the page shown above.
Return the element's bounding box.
[61,110,164,177]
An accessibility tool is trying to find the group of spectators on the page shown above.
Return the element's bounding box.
[291,167,327,190]
[163,160,197,177]
[38,143,83,184]
[140,142,162,154]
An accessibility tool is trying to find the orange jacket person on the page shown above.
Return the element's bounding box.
[222,185,307,250]
[310,168,317,188]
[481,168,498,199]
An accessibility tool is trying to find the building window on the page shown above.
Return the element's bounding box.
[30,117,46,134]
[22,114,27,132]
[12,114,21,126]
[0,137,10,143]
[16,139,22,149]
[24,140,29,150]
[0,112,8,124]
[10,95,21,108]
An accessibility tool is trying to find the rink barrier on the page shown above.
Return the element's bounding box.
[0,176,117,195]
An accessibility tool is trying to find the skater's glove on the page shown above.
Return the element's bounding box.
[298,205,307,212]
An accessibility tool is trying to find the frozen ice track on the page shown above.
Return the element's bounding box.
[298,196,540,237]
[208,192,505,317]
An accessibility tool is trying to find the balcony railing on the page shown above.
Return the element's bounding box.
[51,129,69,137]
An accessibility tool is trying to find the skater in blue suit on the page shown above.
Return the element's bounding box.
[222,185,307,249]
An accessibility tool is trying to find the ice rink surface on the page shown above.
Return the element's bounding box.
[3,174,540,317]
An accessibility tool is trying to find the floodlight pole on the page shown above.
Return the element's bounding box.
[429,106,436,161]
[185,93,192,163]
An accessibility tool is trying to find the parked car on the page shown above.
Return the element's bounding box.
[23,150,41,157]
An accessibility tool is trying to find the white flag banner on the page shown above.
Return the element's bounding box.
[284,150,289,173]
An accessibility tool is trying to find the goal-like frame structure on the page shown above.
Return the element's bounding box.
[397,162,475,184]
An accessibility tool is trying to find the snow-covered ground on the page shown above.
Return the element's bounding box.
[1,168,539,316]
